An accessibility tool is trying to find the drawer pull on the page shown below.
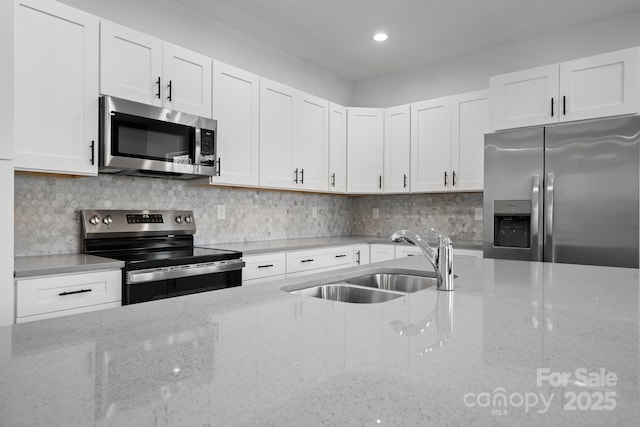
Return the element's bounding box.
[335,254,347,258]
[301,259,314,263]
[257,264,274,269]
[59,288,92,296]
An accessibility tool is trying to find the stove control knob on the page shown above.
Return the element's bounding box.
[89,215,100,226]
[175,215,183,224]
[102,215,113,225]
[184,215,192,224]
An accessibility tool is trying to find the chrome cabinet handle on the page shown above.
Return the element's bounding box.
[545,173,555,262]
[531,174,542,261]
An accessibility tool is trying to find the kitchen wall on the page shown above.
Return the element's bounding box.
[14,174,482,256]
[56,0,354,106]
[354,10,640,107]
[349,193,483,241]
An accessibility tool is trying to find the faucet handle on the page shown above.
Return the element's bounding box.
[439,235,453,247]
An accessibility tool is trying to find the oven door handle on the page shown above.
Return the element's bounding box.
[127,259,246,284]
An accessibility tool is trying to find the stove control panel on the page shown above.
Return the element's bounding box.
[81,210,197,238]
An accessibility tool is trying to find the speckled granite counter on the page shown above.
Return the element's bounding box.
[199,235,482,255]
[1,256,638,426]
[14,254,125,278]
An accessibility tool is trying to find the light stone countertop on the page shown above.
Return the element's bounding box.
[14,254,125,278]
[198,235,483,255]
[1,256,638,426]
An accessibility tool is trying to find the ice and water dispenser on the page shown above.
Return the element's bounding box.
[493,200,531,248]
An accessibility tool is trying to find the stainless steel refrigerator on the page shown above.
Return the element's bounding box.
[483,115,639,268]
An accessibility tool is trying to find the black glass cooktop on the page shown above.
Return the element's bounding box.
[94,247,241,270]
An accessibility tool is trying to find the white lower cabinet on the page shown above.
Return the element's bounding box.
[395,245,423,258]
[454,248,483,259]
[242,252,286,285]
[370,244,396,263]
[15,269,122,323]
[286,245,354,277]
[353,244,370,266]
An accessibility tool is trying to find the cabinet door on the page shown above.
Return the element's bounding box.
[328,103,347,193]
[298,93,329,191]
[100,20,163,106]
[410,97,452,192]
[384,105,411,193]
[370,244,396,263]
[451,90,489,192]
[347,108,384,193]
[210,61,260,186]
[162,42,212,117]
[259,78,298,189]
[15,0,99,176]
[559,48,639,122]
[353,244,370,266]
[490,64,559,130]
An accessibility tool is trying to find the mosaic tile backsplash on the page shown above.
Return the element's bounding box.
[348,193,483,241]
[14,174,482,256]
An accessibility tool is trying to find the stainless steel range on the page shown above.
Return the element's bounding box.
[81,209,244,305]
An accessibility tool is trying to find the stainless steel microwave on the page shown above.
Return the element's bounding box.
[99,96,217,179]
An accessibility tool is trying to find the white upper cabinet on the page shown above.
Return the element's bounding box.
[384,105,411,193]
[559,48,639,123]
[451,90,489,191]
[490,64,558,130]
[100,20,212,117]
[100,21,162,107]
[410,97,451,192]
[491,47,639,130]
[14,0,99,176]
[347,108,384,194]
[259,78,329,191]
[259,78,298,189]
[210,61,260,186]
[328,103,347,193]
[162,42,212,117]
[298,92,329,191]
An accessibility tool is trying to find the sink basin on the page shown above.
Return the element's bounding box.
[344,273,437,293]
[289,284,404,304]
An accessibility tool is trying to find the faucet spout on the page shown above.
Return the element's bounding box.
[390,230,454,291]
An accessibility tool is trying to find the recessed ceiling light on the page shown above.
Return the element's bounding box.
[373,32,388,42]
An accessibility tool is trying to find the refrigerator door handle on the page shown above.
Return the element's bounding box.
[545,173,555,262]
[531,174,542,261]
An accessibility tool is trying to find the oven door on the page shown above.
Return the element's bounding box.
[124,259,245,305]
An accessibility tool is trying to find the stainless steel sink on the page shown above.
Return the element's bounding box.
[344,273,437,293]
[289,284,405,303]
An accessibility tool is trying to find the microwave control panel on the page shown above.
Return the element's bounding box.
[200,129,216,165]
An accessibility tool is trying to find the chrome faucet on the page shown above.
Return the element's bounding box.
[390,230,454,291]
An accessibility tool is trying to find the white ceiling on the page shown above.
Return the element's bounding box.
[175,0,640,81]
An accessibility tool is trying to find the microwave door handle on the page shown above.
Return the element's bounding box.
[531,174,542,261]
[544,173,555,262]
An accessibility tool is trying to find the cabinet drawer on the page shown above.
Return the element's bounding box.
[286,246,354,274]
[395,245,423,258]
[16,269,122,318]
[242,252,286,281]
